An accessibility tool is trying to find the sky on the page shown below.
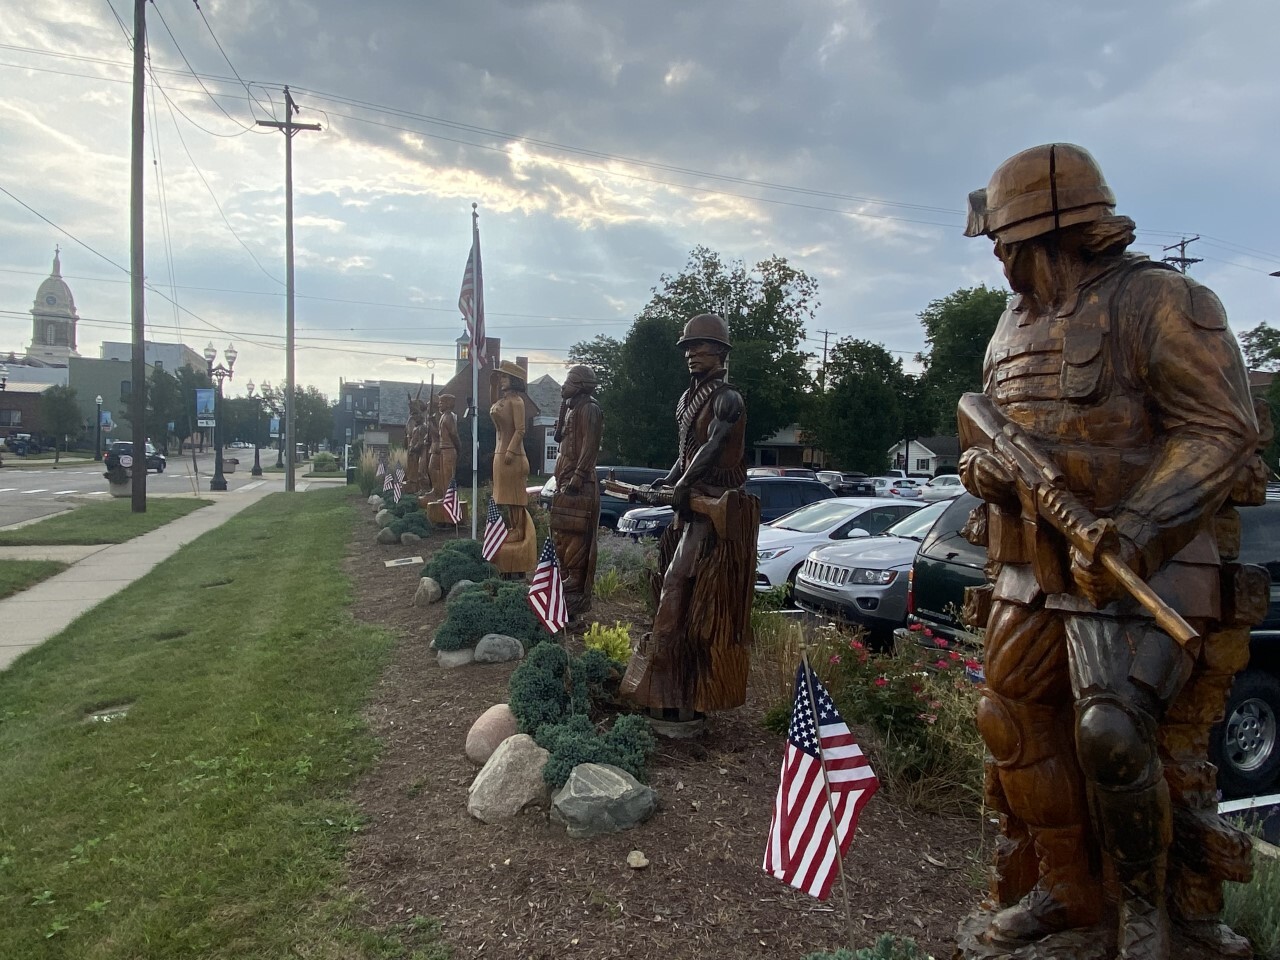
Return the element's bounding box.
[3,0,1280,404]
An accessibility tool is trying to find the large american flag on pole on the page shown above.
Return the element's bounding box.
[763,663,879,901]
[527,537,568,634]
[459,206,487,369]
[441,477,463,524]
[481,496,508,561]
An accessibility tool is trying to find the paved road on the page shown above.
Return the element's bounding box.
[0,452,274,528]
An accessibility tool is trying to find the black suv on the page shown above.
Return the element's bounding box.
[104,441,167,473]
[615,476,836,540]
[903,493,1280,798]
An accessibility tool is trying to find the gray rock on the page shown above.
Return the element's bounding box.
[437,647,475,668]
[446,578,478,602]
[375,508,393,528]
[467,734,550,822]
[401,532,422,545]
[465,703,519,765]
[376,526,399,545]
[414,577,443,606]
[551,763,656,839]
[368,494,384,507]
[473,633,525,663]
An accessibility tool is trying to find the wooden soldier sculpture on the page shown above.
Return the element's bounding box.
[550,365,605,616]
[619,313,760,725]
[404,388,427,494]
[488,361,538,575]
[422,389,440,497]
[954,143,1263,960]
[425,393,468,525]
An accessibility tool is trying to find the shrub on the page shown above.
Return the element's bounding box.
[802,934,928,960]
[421,539,495,593]
[583,621,632,663]
[389,511,431,540]
[312,451,338,472]
[1223,829,1280,959]
[433,578,550,652]
[535,713,656,788]
[356,448,406,495]
[594,535,657,600]
[750,617,851,735]
[508,644,618,734]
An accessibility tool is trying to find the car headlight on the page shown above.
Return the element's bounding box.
[850,568,897,585]
[756,547,793,562]
[636,519,659,530]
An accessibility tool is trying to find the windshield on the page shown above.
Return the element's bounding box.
[881,498,951,540]
[770,499,867,533]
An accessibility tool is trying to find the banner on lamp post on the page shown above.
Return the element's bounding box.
[195,389,216,428]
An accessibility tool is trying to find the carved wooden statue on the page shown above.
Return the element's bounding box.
[488,360,537,575]
[404,386,428,494]
[954,143,1264,960]
[550,365,605,616]
[423,390,439,496]
[619,313,760,723]
[435,393,460,495]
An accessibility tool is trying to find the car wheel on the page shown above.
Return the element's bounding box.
[1212,668,1280,797]
[156,461,165,473]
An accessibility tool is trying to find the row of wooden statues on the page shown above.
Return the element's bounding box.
[404,388,463,524]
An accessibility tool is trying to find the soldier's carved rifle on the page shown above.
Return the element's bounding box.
[602,478,741,541]
[957,391,1198,648]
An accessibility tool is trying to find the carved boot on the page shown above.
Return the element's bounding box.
[1176,919,1252,958]
[986,825,1101,943]
[1116,855,1170,960]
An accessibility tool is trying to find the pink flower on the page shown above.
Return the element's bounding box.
[922,628,934,637]
[849,640,865,650]
[935,658,950,670]
[908,623,923,632]
[949,650,962,661]
[964,659,982,671]
[874,677,889,688]
[934,637,949,648]
[829,654,842,665]
[917,713,938,725]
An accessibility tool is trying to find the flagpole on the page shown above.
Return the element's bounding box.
[799,646,859,952]
[470,203,480,541]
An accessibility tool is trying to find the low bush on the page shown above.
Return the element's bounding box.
[356,448,406,495]
[433,578,550,652]
[802,934,928,960]
[751,616,851,735]
[583,621,632,663]
[594,534,657,600]
[311,451,339,472]
[421,539,495,593]
[1223,832,1280,959]
[535,713,656,788]
[508,643,617,734]
[389,511,431,540]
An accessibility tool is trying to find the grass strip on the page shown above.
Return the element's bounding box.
[0,560,69,600]
[0,498,211,546]
[0,488,447,959]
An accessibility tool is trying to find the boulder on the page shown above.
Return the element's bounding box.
[376,527,399,545]
[414,577,442,606]
[375,508,393,528]
[467,734,550,822]
[437,647,475,668]
[474,633,525,663]
[446,579,478,602]
[551,763,657,839]
[465,703,519,765]
[368,494,383,507]
[401,532,422,545]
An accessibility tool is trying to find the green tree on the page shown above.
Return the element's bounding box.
[40,384,81,463]
[173,365,213,454]
[293,385,333,454]
[567,335,623,394]
[915,286,1007,435]
[1239,322,1280,372]
[802,339,906,473]
[144,367,184,453]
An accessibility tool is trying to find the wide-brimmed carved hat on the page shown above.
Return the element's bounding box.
[492,359,527,383]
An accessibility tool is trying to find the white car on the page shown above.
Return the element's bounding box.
[868,476,923,499]
[920,474,965,500]
[754,497,926,594]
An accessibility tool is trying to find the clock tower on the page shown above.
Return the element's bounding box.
[28,247,80,365]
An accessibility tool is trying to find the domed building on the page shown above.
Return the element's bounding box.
[27,247,80,365]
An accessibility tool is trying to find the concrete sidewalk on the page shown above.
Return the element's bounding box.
[0,484,280,671]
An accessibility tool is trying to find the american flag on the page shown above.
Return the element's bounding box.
[375,459,386,477]
[442,477,463,524]
[481,496,508,561]
[526,537,568,634]
[383,470,394,492]
[459,211,486,369]
[390,476,403,504]
[763,663,880,901]
[395,466,405,482]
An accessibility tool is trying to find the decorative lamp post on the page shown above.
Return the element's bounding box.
[94,395,104,461]
[204,341,237,491]
[246,380,263,476]
[0,362,8,391]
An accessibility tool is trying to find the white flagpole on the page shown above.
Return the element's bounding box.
[799,646,858,950]
[470,203,480,541]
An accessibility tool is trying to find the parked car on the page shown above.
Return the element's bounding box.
[792,497,957,647]
[747,466,818,480]
[539,465,669,530]
[6,433,42,456]
[903,493,1280,798]
[616,476,837,540]
[817,470,878,497]
[920,474,966,501]
[104,440,167,473]
[755,497,926,595]
[868,476,923,499]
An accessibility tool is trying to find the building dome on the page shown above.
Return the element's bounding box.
[27,248,80,363]
[33,249,76,317]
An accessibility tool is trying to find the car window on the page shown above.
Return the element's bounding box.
[1238,501,1280,578]
[918,494,987,566]
[843,505,913,536]
[769,499,862,532]
[883,497,952,540]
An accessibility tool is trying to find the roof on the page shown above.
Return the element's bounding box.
[525,374,562,418]
[0,381,55,394]
[889,435,961,457]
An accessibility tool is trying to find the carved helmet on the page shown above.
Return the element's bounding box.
[676,313,732,350]
[965,143,1115,243]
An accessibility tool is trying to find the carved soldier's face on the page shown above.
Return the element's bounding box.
[439,396,454,412]
[684,340,724,377]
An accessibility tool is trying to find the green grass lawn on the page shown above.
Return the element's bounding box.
[0,489,446,959]
[0,560,68,600]
[0,498,212,546]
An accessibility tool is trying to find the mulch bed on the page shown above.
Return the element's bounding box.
[343,496,986,959]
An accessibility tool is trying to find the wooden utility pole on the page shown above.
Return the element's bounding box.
[815,328,834,391]
[1162,235,1202,274]
[258,87,320,492]
[129,0,147,512]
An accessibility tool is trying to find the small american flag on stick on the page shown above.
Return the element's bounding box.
[442,477,463,524]
[481,496,508,561]
[527,537,568,634]
[763,661,879,901]
[390,477,403,504]
[383,470,394,492]
[375,459,386,478]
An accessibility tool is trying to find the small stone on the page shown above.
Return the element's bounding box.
[401,532,422,544]
[415,577,443,606]
[467,734,551,823]
[368,494,383,507]
[473,633,525,663]
[446,579,478,602]
[437,648,475,668]
[627,850,649,869]
[376,527,399,544]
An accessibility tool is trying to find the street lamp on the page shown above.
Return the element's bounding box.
[204,341,237,491]
[94,395,103,461]
[0,362,7,391]
[246,380,263,476]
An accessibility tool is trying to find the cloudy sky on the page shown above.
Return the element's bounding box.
[3,0,1279,402]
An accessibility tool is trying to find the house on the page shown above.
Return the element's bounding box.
[750,423,826,470]
[886,436,961,476]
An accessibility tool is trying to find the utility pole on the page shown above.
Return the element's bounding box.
[258,87,320,492]
[129,0,147,513]
[815,328,834,391]
[1162,235,1202,274]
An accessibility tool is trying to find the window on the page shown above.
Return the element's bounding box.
[345,395,352,411]
[916,458,930,471]
[0,409,20,426]
[545,445,557,462]
[120,380,131,399]
[154,360,163,372]
[46,324,56,344]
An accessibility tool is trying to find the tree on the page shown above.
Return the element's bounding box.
[293,385,333,454]
[567,335,623,394]
[1239,322,1280,372]
[915,286,1007,435]
[40,384,81,463]
[144,367,184,453]
[802,339,906,473]
[173,365,213,453]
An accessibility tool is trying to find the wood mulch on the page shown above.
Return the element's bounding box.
[342,496,986,959]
